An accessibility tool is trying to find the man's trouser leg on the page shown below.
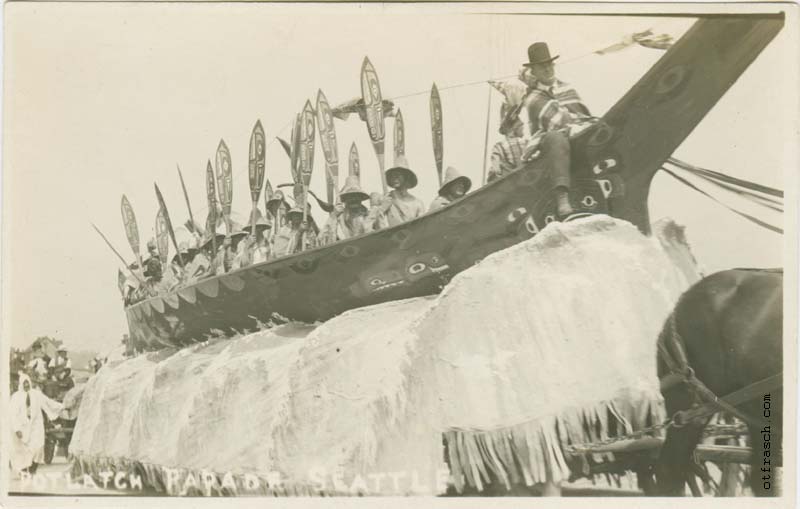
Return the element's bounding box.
[539,130,573,217]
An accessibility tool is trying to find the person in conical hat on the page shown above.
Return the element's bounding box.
[266,190,291,231]
[380,155,425,227]
[321,175,370,244]
[429,166,472,212]
[274,204,318,256]
[519,41,592,218]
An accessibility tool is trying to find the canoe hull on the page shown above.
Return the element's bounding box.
[126,155,613,348]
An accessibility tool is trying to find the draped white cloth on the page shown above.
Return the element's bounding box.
[9,374,63,472]
[71,216,698,495]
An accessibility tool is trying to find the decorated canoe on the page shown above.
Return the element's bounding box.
[125,15,783,349]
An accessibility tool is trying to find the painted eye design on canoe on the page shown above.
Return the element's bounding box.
[369,277,386,287]
[408,262,427,275]
[582,195,598,208]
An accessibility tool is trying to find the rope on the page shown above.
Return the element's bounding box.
[661,167,783,234]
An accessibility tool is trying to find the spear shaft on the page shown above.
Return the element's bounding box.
[90,222,147,286]
[177,164,195,228]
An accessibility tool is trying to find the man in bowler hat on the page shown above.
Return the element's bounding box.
[520,42,592,218]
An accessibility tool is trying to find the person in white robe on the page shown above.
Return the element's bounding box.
[9,374,63,475]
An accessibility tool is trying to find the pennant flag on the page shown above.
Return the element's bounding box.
[595,29,674,55]
[215,139,233,220]
[430,82,444,186]
[330,97,396,121]
[155,208,169,265]
[349,142,360,178]
[393,108,405,164]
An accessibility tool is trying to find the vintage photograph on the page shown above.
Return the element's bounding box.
[2,1,795,503]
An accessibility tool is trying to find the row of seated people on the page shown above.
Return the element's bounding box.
[121,158,473,304]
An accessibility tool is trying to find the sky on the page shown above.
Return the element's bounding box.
[3,4,796,354]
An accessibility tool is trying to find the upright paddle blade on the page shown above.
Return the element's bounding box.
[120,195,144,271]
[205,160,219,255]
[393,108,405,165]
[361,56,387,193]
[155,208,169,265]
[248,120,267,234]
[154,183,183,267]
[290,113,302,184]
[316,89,340,204]
[299,101,316,188]
[348,142,360,178]
[214,139,233,231]
[248,120,266,203]
[430,82,444,186]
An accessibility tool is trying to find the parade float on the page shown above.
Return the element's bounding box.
[69,14,784,496]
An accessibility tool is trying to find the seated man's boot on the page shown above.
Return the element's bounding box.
[556,189,574,218]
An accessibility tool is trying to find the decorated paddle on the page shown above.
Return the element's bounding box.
[393,108,405,165]
[214,139,233,233]
[120,195,145,275]
[176,164,195,230]
[248,119,266,237]
[430,82,444,186]
[290,113,302,185]
[360,57,387,193]
[154,183,183,268]
[299,100,316,249]
[91,222,146,286]
[348,142,360,179]
[155,208,169,265]
[206,160,219,257]
[316,89,340,204]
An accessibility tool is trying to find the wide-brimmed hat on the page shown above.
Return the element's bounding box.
[522,42,559,67]
[171,242,196,264]
[201,232,226,251]
[385,155,418,189]
[241,209,272,234]
[339,175,369,203]
[438,166,472,197]
[266,190,290,216]
[286,206,305,220]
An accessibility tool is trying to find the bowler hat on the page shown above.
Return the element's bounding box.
[522,42,559,67]
[385,155,418,189]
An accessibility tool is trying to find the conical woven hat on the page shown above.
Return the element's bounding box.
[438,166,472,197]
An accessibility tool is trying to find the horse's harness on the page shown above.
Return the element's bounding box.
[657,312,783,430]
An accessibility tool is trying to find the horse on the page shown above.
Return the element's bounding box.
[653,268,782,496]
